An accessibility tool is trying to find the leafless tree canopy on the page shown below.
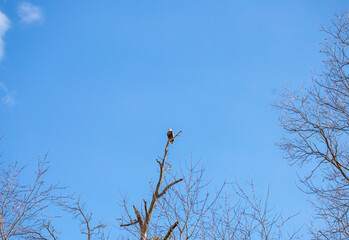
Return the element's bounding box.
[60,196,109,240]
[153,159,224,239]
[0,146,110,240]
[276,11,349,239]
[119,133,298,240]
[0,154,63,240]
[156,169,299,240]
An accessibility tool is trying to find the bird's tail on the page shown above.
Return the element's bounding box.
[170,139,174,144]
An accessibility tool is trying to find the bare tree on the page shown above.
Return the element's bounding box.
[118,130,183,240]
[0,142,110,240]
[61,196,109,240]
[153,158,225,240]
[0,153,64,240]
[224,179,300,240]
[156,166,298,240]
[119,131,298,239]
[275,11,349,239]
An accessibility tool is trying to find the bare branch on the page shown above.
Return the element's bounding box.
[119,130,183,240]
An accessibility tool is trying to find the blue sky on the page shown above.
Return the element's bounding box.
[0,0,348,238]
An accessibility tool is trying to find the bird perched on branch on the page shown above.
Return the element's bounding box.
[167,129,174,144]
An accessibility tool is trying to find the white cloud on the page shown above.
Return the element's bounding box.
[0,11,10,62]
[0,83,18,107]
[18,2,43,24]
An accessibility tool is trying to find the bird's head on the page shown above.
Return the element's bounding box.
[168,129,172,132]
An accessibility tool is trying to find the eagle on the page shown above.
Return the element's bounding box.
[167,129,174,144]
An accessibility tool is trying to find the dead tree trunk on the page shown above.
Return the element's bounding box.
[119,130,182,240]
